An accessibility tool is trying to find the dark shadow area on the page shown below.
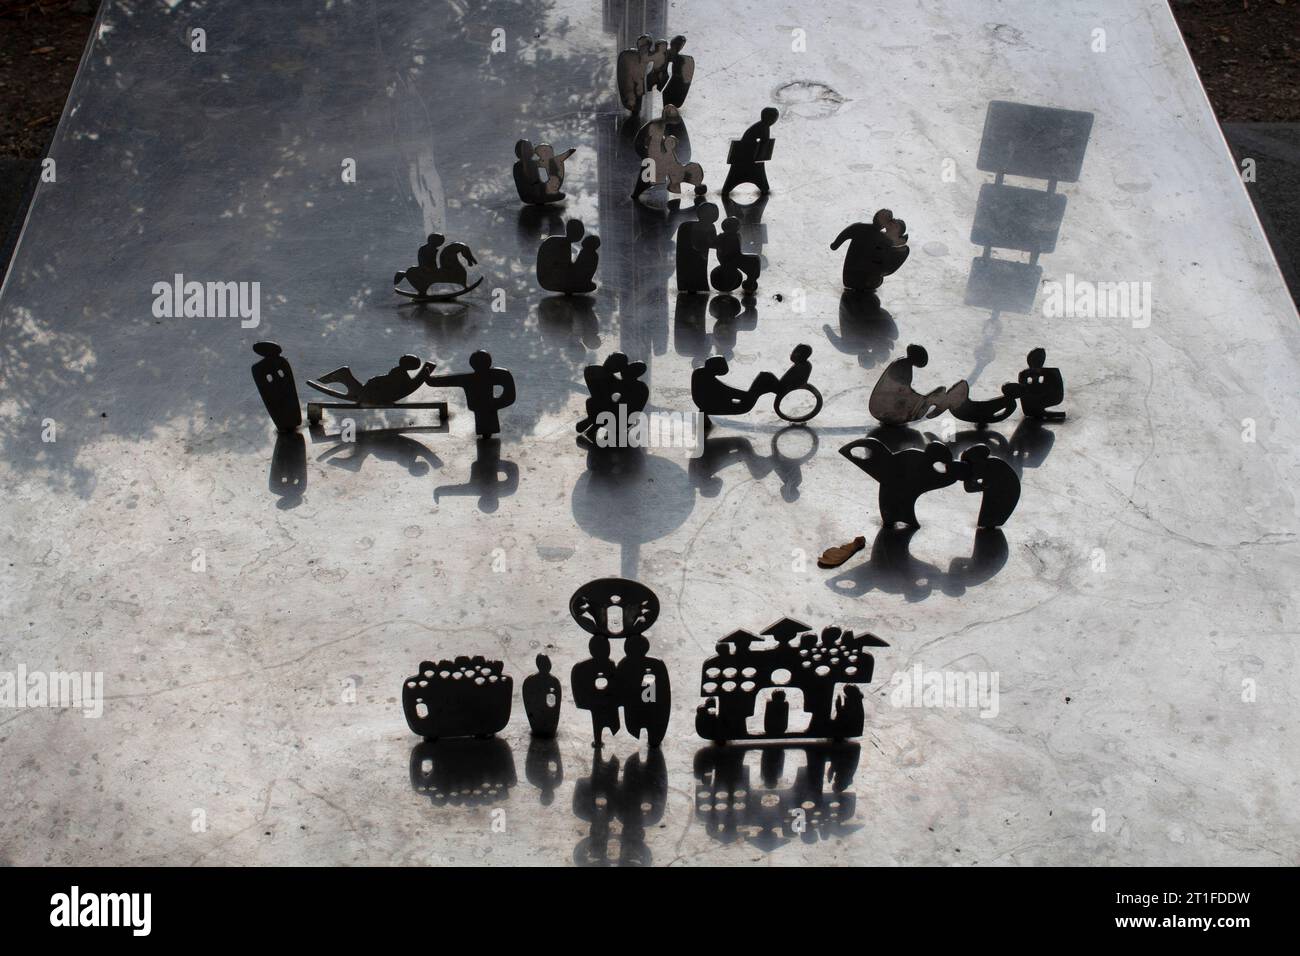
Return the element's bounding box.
[689,424,817,502]
[824,525,1009,602]
[408,738,517,807]
[573,746,667,866]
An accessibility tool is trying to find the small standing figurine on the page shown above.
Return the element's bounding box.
[523,654,562,737]
[536,219,600,294]
[1017,348,1066,421]
[674,200,719,293]
[427,350,517,439]
[616,35,659,114]
[513,138,576,205]
[721,108,778,196]
[394,233,483,301]
[569,578,670,748]
[251,342,301,432]
[831,210,910,292]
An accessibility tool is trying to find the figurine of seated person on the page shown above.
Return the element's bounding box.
[1017,348,1066,421]
[537,220,600,295]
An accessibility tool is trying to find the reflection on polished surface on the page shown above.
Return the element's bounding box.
[2,0,1298,865]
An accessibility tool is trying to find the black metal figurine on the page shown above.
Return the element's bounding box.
[632,107,705,202]
[252,341,301,432]
[577,351,650,445]
[394,233,483,301]
[831,210,910,292]
[402,657,513,740]
[568,578,670,748]
[523,654,562,737]
[675,199,719,293]
[691,345,823,426]
[720,107,778,196]
[513,138,576,205]
[695,618,888,742]
[305,354,445,426]
[1015,348,1067,421]
[426,350,517,438]
[655,36,695,108]
[710,216,760,293]
[836,436,1020,529]
[616,34,660,114]
[537,219,600,294]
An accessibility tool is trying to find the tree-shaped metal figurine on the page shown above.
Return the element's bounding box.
[577,351,649,446]
[537,219,600,294]
[393,233,483,301]
[568,578,670,748]
[251,341,301,432]
[721,107,778,197]
[513,138,576,205]
[402,657,513,740]
[831,210,910,293]
[691,345,823,427]
[695,618,889,742]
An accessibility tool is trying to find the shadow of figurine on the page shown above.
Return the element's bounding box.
[252,341,301,432]
[573,746,668,867]
[525,735,564,807]
[315,428,443,477]
[268,431,306,509]
[689,425,819,503]
[537,219,600,295]
[823,290,898,369]
[523,653,562,737]
[538,294,601,360]
[433,438,518,513]
[824,525,1009,601]
[831,209,910,293]
[409,738,517,807]
[694,743,861,852]
[568,578,670,748]
[513,138,576,205]
[721,107,778,197]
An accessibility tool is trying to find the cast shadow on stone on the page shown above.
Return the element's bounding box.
[573,746,667,867]
[409,738,517,807]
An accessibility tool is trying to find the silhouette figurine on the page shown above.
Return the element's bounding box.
[691,345,823,425]
[710,217,761,293]
[571,636,621,745]
[394,233,483,301]
[721,107,778,196]
[577,352,650,442]
[252,342,301,432]
[958,445,1021,528]
[675,200,719,293]
[838,437,960,527]
[764,690,789,737]
[695,618,888,741]
[835,686,866,738]
[402,657,513,740]
[308,355,436,405]
[616,34,658,113]
[523,654,562,737]
[617,634,671,748]
[831,210,911,292]
[952,382,1020,425]
[868,344,969,426]
[632,111,705,202]
[656,35,695,108]
[1017,348,1066,421]
[513,139,575,204]
[427,350,516,438]
[537,219,599,294]
[569,578,669,748]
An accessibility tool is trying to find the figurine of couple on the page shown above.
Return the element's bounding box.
[616,34,694,114]
[512,138,577,205]
[536,219,600,295]
[675,200,761,293]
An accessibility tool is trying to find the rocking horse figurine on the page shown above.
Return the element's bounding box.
[393,233,484,302]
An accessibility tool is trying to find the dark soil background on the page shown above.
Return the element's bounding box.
[0,0,1297,293]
